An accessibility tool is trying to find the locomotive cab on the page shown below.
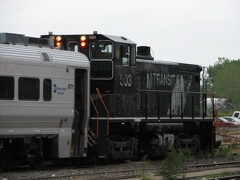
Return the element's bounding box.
[42,32,138,117]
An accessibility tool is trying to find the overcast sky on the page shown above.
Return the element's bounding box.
[0,0,239,67]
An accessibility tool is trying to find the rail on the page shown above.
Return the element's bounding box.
[210,94,219,133]
[96,88,110,136]
[90,96,99,139]
[137,89,213,120]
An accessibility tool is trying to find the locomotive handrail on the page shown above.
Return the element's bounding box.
[90,96,99,139]
[210,94,219,133]
[138,89,209,120]
[136,89,204,94]
[96,88,110,136]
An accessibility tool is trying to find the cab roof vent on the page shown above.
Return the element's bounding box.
[121,36,127,40]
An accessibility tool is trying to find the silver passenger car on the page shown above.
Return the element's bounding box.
[0,43,90,170]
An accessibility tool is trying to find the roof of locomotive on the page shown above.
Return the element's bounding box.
[136,58,179,65]
[0,44,90,68]
[103,34,136,44]
[136,58,202,69]
[41,33,136,45]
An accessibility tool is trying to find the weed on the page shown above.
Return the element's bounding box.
[140,155,154,180]
[157,149,186,180]
[213,146,232,157]
[141,171,154,180]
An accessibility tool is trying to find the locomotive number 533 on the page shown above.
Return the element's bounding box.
[120,74,132,87]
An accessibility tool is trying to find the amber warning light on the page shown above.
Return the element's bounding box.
[80,36,87,48]
[80,36,86,41]
[55,36,62,47]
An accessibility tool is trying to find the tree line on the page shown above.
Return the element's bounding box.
[206,57,240,110]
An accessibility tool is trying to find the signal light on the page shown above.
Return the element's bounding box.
[80,41,86,47]
[55,36,62,47]
[56,42,61,47]
[80,36,86,41]
[80,35,87,48]
[56,36,62,41]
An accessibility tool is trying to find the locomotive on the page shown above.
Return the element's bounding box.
[0,32,215,171]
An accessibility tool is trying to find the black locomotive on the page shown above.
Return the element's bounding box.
[41,32,215,159]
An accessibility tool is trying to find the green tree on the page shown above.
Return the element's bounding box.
[207,57,240,109]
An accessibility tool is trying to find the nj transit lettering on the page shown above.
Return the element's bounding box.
[146,73,176,89]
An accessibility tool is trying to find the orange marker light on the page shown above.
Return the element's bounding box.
[56,42,61,47]
[80,42,86,47]
[56,36,62,41]
[80,36,86,41]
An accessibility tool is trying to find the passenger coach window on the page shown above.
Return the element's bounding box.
[43,79,52,101]
[121,44,131,66]
[19,77,39,100]
[0,76,14,100]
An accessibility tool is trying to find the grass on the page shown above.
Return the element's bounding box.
[141,172,155,180]
[155,144,240,180]
[203,171,235,179]
[140,155,155,180]
[156,149,187,180]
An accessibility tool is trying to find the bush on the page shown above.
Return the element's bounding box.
[213,146,231,157]
[141,171,154,180]
[157,149,186,180]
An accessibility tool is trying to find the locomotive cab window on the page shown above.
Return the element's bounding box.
[19,77,40,101]
[195,75,199,84]
[68,41,79,52]
[121,44,131,66]
[43,79,52,101]
[0,76,14,100]
[90,60,113,79]
[90,41,113,59]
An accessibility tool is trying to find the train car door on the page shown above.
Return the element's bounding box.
[71,69,87,157]
[74,69,84,128]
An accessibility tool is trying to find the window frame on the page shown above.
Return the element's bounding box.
[43,79,52,101]
[18,77,40,101]
[121,44,131,66]
[0,76,14,100]
[68,41,79,52]
[90,60,114,80]
[90,40,113,60]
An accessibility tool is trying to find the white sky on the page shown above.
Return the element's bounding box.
[0,0,239,67]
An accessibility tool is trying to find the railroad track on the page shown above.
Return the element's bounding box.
[10,167,154,180]
[0,161,156,180]
[188,160,240,169]
[209,174,240,180]
[182,161,240,180]
[2,160,240,180]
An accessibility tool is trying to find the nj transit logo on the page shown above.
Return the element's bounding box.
[53,84,67,95]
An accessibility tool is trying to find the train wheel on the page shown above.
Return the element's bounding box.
[30,155,43,170]
[0,149,7,171]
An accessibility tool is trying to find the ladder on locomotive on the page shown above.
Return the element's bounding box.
[88,88,109,147]
[88,96,98,147]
